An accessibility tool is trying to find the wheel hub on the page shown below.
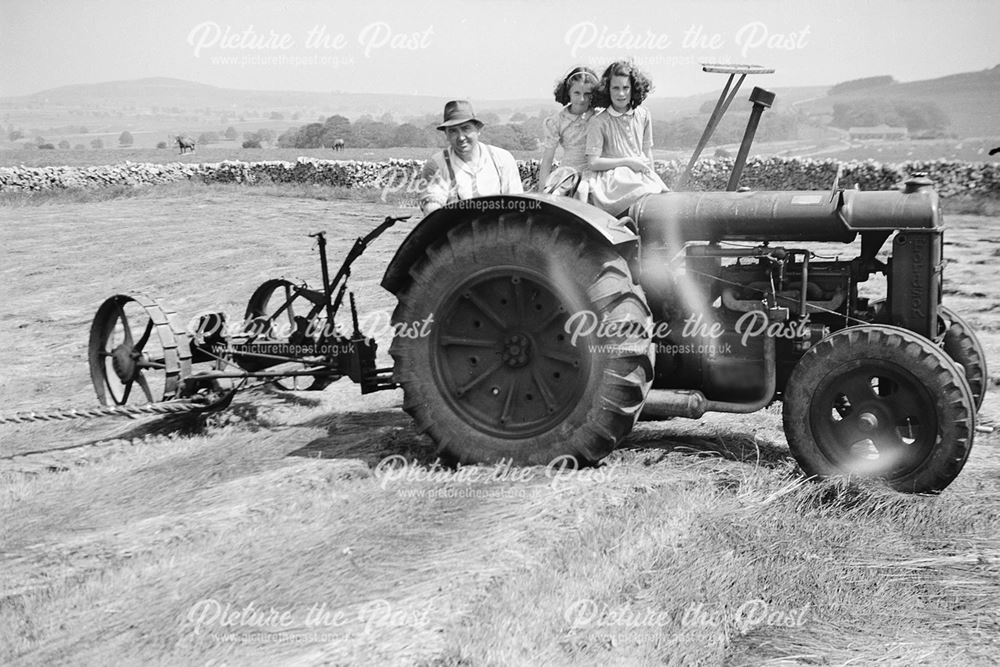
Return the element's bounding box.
[110,343,138,382]
[502,333,532,368]
[813,363,937,474]
[434,270,589,438]
[857,411,879,433]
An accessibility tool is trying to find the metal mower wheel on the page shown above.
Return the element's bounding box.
[88,293,191,406]
[244,278,325,390]
[390,215,654,465]
[783,325,975,493]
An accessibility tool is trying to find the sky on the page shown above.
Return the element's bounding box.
[1,0,998,101]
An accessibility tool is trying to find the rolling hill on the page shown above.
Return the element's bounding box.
[1,66,996,139]
[795,65,1000,137]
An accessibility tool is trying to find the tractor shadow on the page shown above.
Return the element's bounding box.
[286,410,442,468]
[620,425,796,470]
[284,410,796,474]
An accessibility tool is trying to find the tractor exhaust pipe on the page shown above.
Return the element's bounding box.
[640,335,777,419]
[727,87,775,191]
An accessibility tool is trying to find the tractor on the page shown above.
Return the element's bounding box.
[90,65,985,492]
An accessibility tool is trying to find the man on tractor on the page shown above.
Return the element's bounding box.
[418,100,523,214]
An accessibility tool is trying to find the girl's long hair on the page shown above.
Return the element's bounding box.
[593,60,654,109]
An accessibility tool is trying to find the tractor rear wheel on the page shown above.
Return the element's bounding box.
[783,325,975,493]
[390,215,654,465]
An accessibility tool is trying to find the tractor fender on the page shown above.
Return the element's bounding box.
[380,193,638,294]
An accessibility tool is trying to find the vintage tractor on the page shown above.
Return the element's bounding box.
[89,65,985,493]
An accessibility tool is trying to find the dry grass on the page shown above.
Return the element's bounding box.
[0,180,410,208]
[1,182,998,665]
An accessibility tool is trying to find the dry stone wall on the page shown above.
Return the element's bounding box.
[1,156,997,198]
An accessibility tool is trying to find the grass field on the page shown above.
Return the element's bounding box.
[1,182,999,665]
[0,146,449,168]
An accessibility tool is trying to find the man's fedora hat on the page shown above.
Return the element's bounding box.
[437,100,484,130]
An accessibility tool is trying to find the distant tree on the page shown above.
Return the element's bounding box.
[58,139,70,149]
[480,123,537,152]
[379,112,395,125]
[74,144,85,150]
[270,111,284,120]
[91,138,104,149]
[8,129,23,141]
[390,123,428,147]
[479,111,501,126]
[197,131,220,145]
[38,143,55,149]
[276,127,299,148]
[255,128,274,143]
[510,112,528,123]
[156,141,168,149]
[118,130,134,146]
[322,114,352,146]
[242,138,262,148]
[351,120,394,148]
[224,126,238,141]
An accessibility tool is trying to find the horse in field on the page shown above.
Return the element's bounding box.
[333,139,345,151]
[176,136,196,154]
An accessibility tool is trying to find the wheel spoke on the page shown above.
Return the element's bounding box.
[136,359,166,370]
[511,278,525,321]
[839,374,875,404]
[116,301,134,346]
[134,320,154,353]
[885,387,925,422]
[439,335,496,348]
[136,373,154,402]
[284,284,297,323]
[530,306,565,335]
[121,378,134,403]
[465,290,506,329]
[104,372,122,405]
[530,368,558,412]
[538,345,580,366]
[500,377,519,425]
[456,359,504,396]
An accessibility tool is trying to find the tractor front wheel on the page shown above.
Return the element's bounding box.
[783,325,975,493]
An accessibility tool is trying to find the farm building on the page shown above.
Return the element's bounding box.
[848,124,909,141]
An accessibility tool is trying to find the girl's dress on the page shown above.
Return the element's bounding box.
[585,105,667,215]
[540,105,596,199]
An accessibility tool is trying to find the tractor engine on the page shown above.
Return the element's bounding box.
[631,178,943,409]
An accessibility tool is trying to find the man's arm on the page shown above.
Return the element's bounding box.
[418,157,448,214]
[499,150,524,194]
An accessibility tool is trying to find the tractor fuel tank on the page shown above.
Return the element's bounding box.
[632,186,940,247]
